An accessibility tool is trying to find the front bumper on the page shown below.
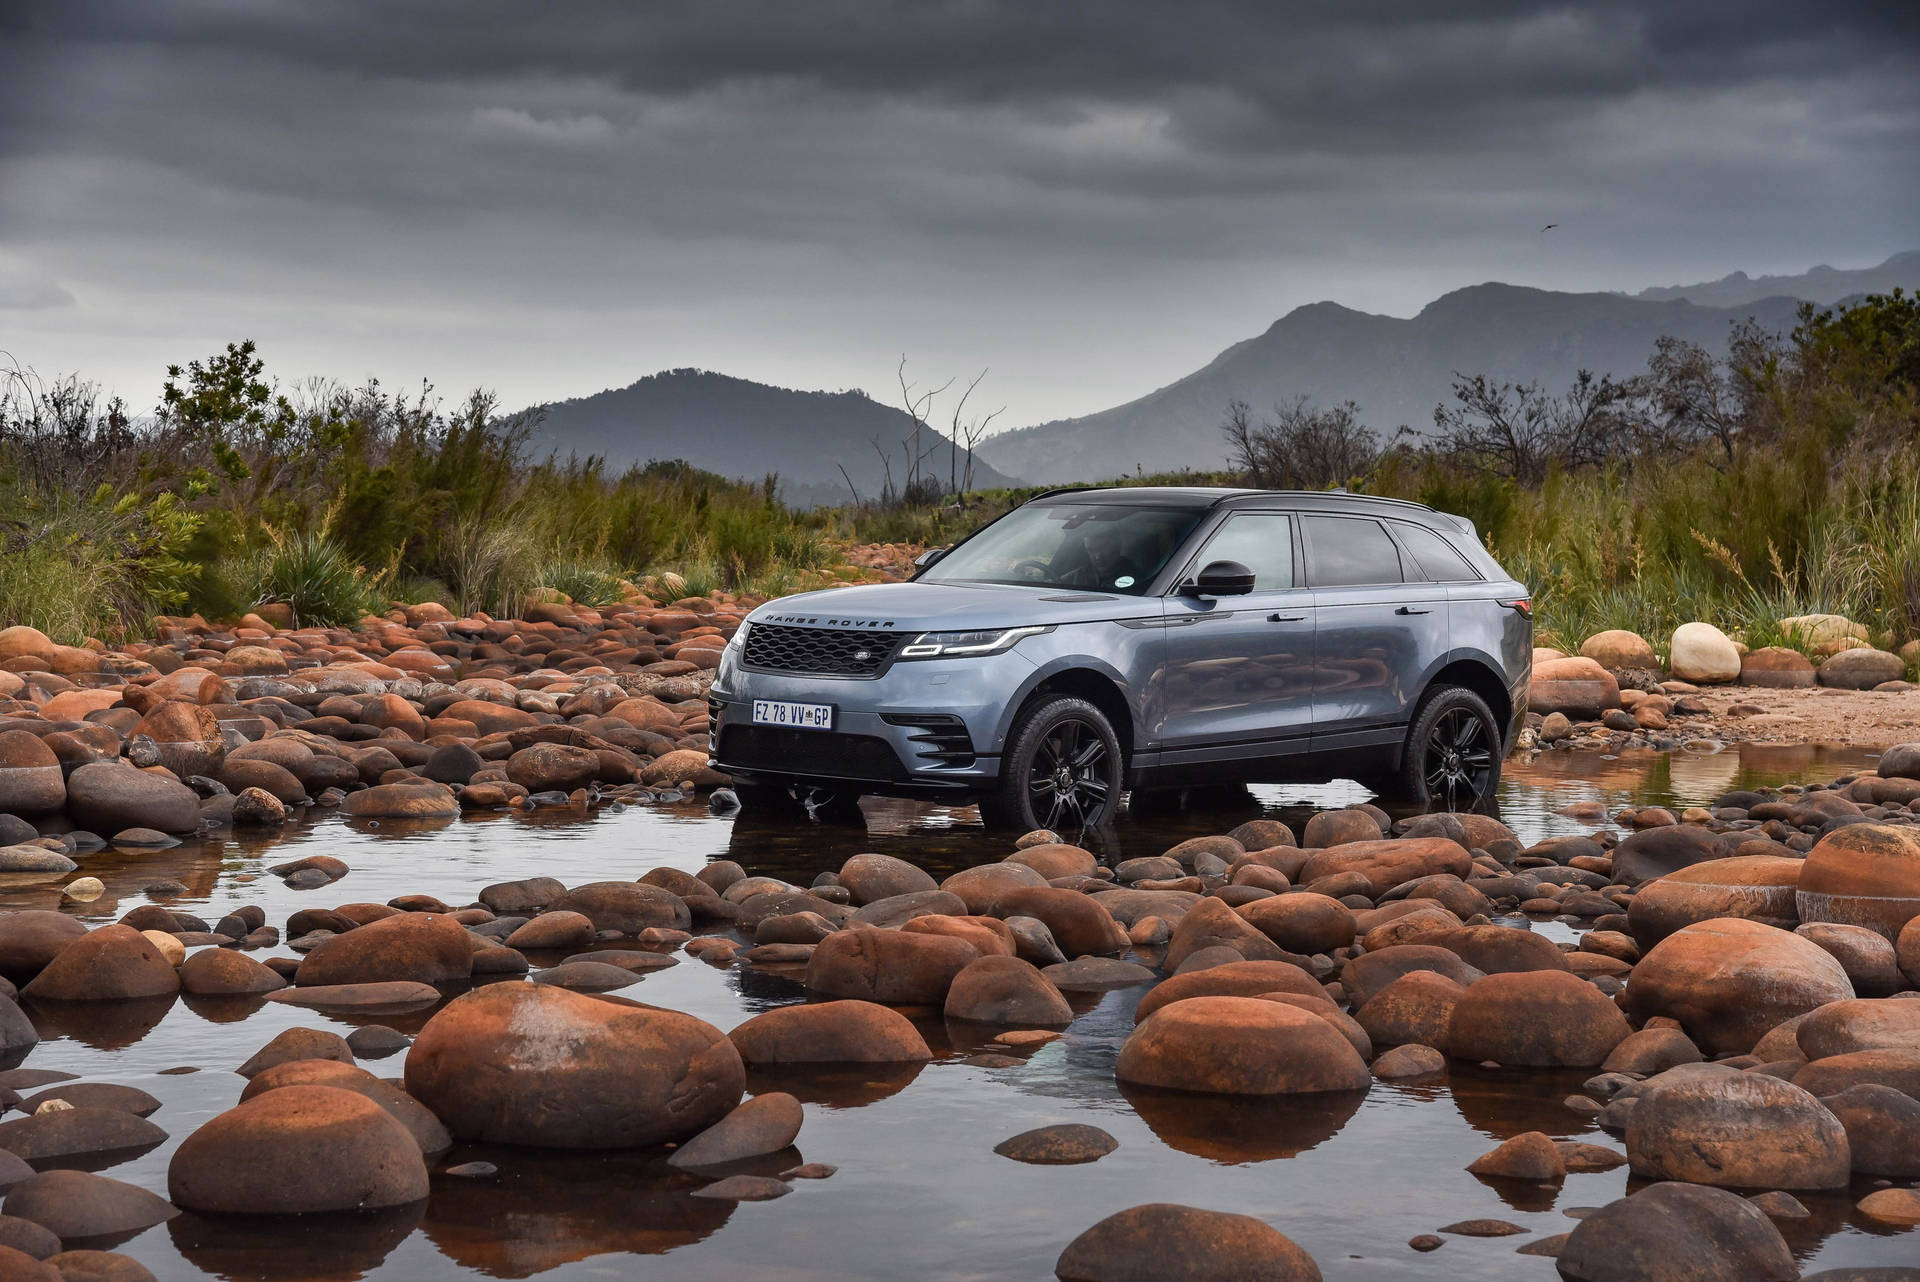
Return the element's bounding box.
[707,648,1034,796]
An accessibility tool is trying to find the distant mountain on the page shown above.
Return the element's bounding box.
[531,369,1020,507]
[1632,250,1920,308]
[977,259,1917,484]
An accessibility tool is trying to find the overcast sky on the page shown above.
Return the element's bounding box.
[2,1,1915,429]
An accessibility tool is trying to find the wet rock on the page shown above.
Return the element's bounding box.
[342,780,458,819]
[1355,971,1465,1050]
[405,982,742,1148]
[939,863,1048,914]
[505,743,600,793]
[1601,1026,1703,1075]
[0,913,88,984]
[548,882,690,935]
[0,731,65,816]
[1054,1203,1322,1282]
[668,1091,802,1168]
[179,949,286,996]
[805,928,977,1004]
[1557,1182,1795,1282]
[1556,1142,1627,1172]
[0,1107,166,1163]
[994,1124,1117,1165]
[1795,923,1906,996]
[17,1084,159,1118]
[1341,944,1484,1007]
[239,1060,449,1155]
[1793,1048,1920,1097]
[63,762,201,836]
[689,1174,788,1201]
[234,1027,355,1077]
[1301,809,1383,849]
[1741,646,1816,688]
[1041,957,1156,990]
[1797,823,1920,942]
[1446,971,1630,1067]
[269,980,442,1009]
[1297,837,1469,896]
[1625,918,1855,1053]
[1856,1187,1920,1226]
[21,925,180,1002]
[1626,856,1804,947]
[345,1025,410,1059]
[728,1000,931,1064]
[944,955,1073,1026]
[988,888,1127,958]
[837,853,938,905]
[1627,1069,1849,1189]
[503,911,596,951]
[1428,923,1568,973]
[44,1249,159,1281]
[530,962,641,992]
[1610,825,1732,885]
[1372,1044,1446,1078]
[1797,998,1920,1058]
[849,889,968,930]
[478,876,567,915]
[1134,959,1326,1022]
[1437,1219,1524,1236]
[1467,1130,1565,1181]
[1,1169,176,1242]
[900,914,1017,957]
[1117,995,1369,1095]
[1819,1084,1920,1176]
[293,912,473,987]
[1162,896,1288,969]
[168,1084,428,1213]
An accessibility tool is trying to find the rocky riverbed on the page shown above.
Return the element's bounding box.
[0,610,1917,1280]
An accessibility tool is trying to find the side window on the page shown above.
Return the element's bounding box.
[1190,512,1294,590]
[1302,516,1404,587]
[1394,522,1481,582]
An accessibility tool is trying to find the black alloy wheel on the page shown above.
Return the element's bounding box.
[980,695,1124,832]
[1399,685,1502,812]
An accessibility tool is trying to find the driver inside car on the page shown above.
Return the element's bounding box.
[1067,525,1147,590]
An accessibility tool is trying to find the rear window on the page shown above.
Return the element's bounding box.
[1394,522,1481,582]
[1302,516,1404,587]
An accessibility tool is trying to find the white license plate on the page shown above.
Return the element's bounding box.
[751,699,835,730]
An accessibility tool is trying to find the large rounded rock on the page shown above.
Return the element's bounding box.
[1295,838,1471,896]
[1556,1182,1796,1282]
[180,948,288,995]
[1627,1069,1850,1189]
[1820,1083,1920,1177]
[1627,856,1804,947]
[1795,922,1905,996]
[1355,970,1466,1050]
[0,912,88,982]
[1611,825,1732,885]
[1161,896,1287,970]
[168,1084,428,1213]
[1818,647,1905,689]
[1741,646,1816,688]
[130,702,224,779]
[405,983,742,1148]
[342,780,458,819]
[728,1000,931,1063]
[0,732,64,816]
[1237,893,1355,955]
[1133,960,1326,1022]
[805,928,977,1004]
[1055,1203,1322,1282]
[1,1169,177,1241]
[837,853,937,905]
[1445,971,1629,1067]
[238,1059,448,1155]
[1794,1048,1920,1098]
[1116,996,1369,1095]
[987,888,1126,958]
[548,882,690,935]
[293,912,473,987]
[63,762,201,835]
[1797,823,1920,942]
[1340,944,1483,1008]
[1300,809,1381,850]
[1669,622,1741,683]
[1529,656,1621,718]
[667,1091,803,1168]
[1626,918,1855,1053]
[943,955,1072,1026]
[1796,998,1920,1059]
[20,924,180,1001]
[505,742,600,793]
[1427,924,1569,974]
[1582,629,1656,670]
[1004,843,1098,880]
[939,863,1047,914]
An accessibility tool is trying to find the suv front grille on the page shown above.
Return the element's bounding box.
[716,726,907,781]
[742,625,904,677]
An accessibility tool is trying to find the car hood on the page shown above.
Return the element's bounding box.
[744,579,1153,632]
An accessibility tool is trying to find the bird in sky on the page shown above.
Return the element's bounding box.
[1541,223,1559,232]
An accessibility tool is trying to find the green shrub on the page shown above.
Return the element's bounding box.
[246,530,383,627]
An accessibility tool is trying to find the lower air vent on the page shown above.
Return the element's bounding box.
[882,713,976,768]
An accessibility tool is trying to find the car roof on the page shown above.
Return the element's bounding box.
[1028,485,1442,518]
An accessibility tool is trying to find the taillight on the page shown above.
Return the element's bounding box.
[1498,598,1532,619]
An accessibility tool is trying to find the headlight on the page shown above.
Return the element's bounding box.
[897,626,1050,659]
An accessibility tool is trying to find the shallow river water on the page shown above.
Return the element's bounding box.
[2,741,1913,1281]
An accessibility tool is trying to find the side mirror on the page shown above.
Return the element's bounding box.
[914,546,948,570]
[1182,560,1256,597]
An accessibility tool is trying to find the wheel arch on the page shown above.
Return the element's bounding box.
[1414,653,1513,750]
[999,661,1136,770]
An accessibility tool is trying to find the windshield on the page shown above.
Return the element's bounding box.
[921,503,1204,595]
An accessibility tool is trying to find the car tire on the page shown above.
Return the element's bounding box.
[1390,684,1503,812]
[978,695,1124,833]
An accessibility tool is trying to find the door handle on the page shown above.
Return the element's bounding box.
[1267,613,1306,622]
[1395,606,1431,615]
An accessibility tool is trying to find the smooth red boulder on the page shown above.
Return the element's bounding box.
[728,1000,932,1064]
[1116,996,1369,1095]
[168,1085,428,1213]
[1625,918,1855,1053]
[1446,971,1630,1067]
[293,912,473,987]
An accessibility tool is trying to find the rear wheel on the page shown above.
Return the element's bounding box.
[978,695,1124,833]
[1390,685,1502,812]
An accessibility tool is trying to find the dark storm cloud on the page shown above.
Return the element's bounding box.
[1,1,1915,424]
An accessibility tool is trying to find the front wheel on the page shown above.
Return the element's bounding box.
[1391,685,1502,812]
[978,695,1124,833]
